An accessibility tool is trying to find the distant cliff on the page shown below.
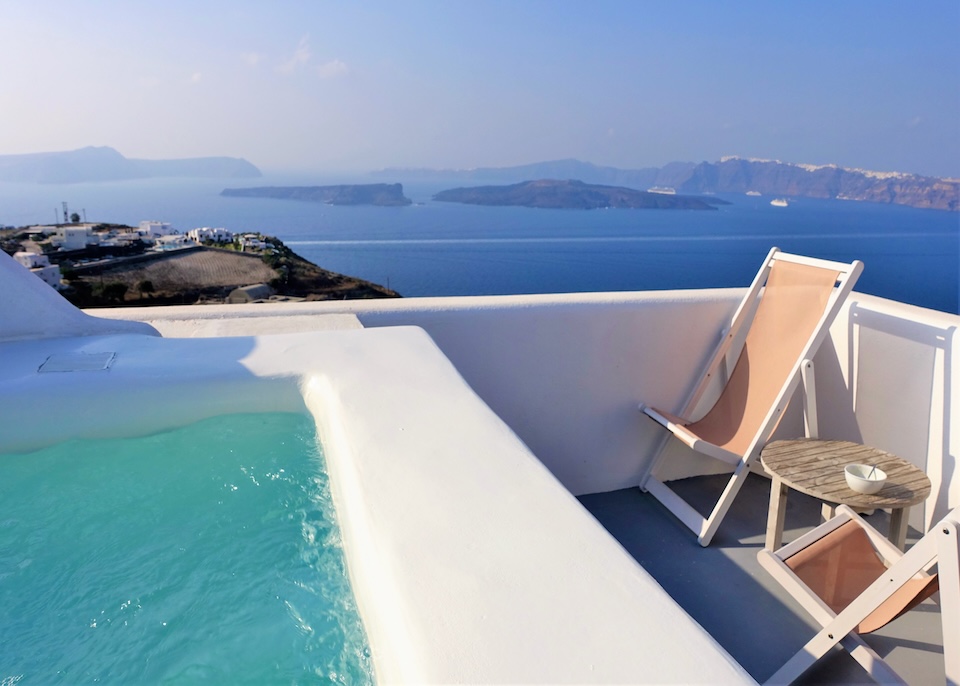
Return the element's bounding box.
[222,183,412,206]
[675,157,959,211]
[0,146,261,183]
[433,179,722,210]
[378,157,958,211]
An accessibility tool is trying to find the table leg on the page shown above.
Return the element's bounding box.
[888,508,908,550]
[821,502,836,522]
[766,476,789,550]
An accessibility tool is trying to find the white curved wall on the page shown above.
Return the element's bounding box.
[0,249,157,341]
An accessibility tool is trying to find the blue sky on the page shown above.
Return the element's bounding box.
[1,1,957,176]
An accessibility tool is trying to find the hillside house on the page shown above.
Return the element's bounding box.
[53,225,99,250]
[13,251,61,289]
[138,221,176,239]
[188,227,233,244]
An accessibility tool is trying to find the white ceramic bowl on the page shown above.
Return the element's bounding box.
[845,464,887,494]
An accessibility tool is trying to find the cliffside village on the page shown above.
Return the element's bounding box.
[9,221,273,292]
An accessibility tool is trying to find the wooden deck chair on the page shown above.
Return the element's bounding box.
[639,248,863,546]
[758,505,959,685]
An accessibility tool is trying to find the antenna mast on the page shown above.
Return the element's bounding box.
[62,201,69,224]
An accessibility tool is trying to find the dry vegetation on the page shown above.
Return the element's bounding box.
[62,246,398,306]
[96,250,278,293]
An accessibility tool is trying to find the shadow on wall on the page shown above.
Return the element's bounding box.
[845,304,955,528]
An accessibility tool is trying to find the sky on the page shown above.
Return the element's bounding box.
[1,1,958,177]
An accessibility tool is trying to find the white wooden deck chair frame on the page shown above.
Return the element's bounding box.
[639,248,863,546]
[758,505,959,685]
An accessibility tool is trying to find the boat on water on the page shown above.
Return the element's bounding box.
[770,198,788,207]
[746,191,761,196]
[647,186,676,195]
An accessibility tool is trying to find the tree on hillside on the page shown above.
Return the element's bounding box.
[70,212,80,223]
[138,280,155,298]
[101,282,128,302]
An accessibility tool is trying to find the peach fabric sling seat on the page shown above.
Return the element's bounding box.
[758,505,959,685]
[639,248,863,546]
[785,519,940,634]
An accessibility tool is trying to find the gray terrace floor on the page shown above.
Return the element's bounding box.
[579,473,946,685]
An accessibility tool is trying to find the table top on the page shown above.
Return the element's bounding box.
[760,439,931,509]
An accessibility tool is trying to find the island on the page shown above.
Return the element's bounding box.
[378,158,959,212]
[432,179,723,210]
[0,146,260,184]
[221,183,412,206]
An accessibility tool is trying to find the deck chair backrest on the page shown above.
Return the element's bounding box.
[640,249,863,546]
[687,258,841,456]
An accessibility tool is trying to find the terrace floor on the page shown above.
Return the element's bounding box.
[579,473,946,685]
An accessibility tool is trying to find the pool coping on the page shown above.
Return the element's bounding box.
[0,325,753,684]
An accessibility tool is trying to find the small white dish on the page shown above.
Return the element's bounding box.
[845,464,887,494]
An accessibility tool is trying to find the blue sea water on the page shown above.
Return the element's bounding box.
[1,176,957,312]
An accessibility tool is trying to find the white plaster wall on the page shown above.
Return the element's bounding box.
[97,291,742,494]
[817,294,960,530]
[0,249,158,341]
[92,289,960,513]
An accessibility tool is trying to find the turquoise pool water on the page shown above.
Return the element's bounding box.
[0,413,373,684]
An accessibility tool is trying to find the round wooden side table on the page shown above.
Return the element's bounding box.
[760,438,931,550]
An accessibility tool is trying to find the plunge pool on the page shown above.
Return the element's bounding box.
[0,412,373,684]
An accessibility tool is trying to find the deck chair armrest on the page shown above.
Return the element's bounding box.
[640,404,741,466]
[771,505,860,560]
[639,404,674,428]
[772,505,912,571]
[757,548,839,627]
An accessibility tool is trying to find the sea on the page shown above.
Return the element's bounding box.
[1,175,957,313]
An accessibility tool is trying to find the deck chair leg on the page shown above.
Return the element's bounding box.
[644,476,708,537]
[841,636,907,685]
[638,425,674,492]
[645,456,757,547]
[699,460,753,546]
[767,635,907,686]
[937,521,960,685]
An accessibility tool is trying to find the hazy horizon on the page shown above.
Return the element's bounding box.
[2,2,958,178]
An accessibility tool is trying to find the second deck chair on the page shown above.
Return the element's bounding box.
[639,248,863,546]
[758,505,959,685]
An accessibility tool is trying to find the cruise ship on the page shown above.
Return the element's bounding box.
[647,186,677,194]
[771,198,789,207]
[0,246,955,684]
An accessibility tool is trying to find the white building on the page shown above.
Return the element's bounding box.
[153,235,191,251]
[239,233,268,251]
[188,227,233,244]
[53,225,99,251]
[138,221,177,238]
[100,232,145,248]
[12,251,61,289]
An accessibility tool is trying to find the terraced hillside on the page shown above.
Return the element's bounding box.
[62,246,398,306]
[95,249,278,292]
